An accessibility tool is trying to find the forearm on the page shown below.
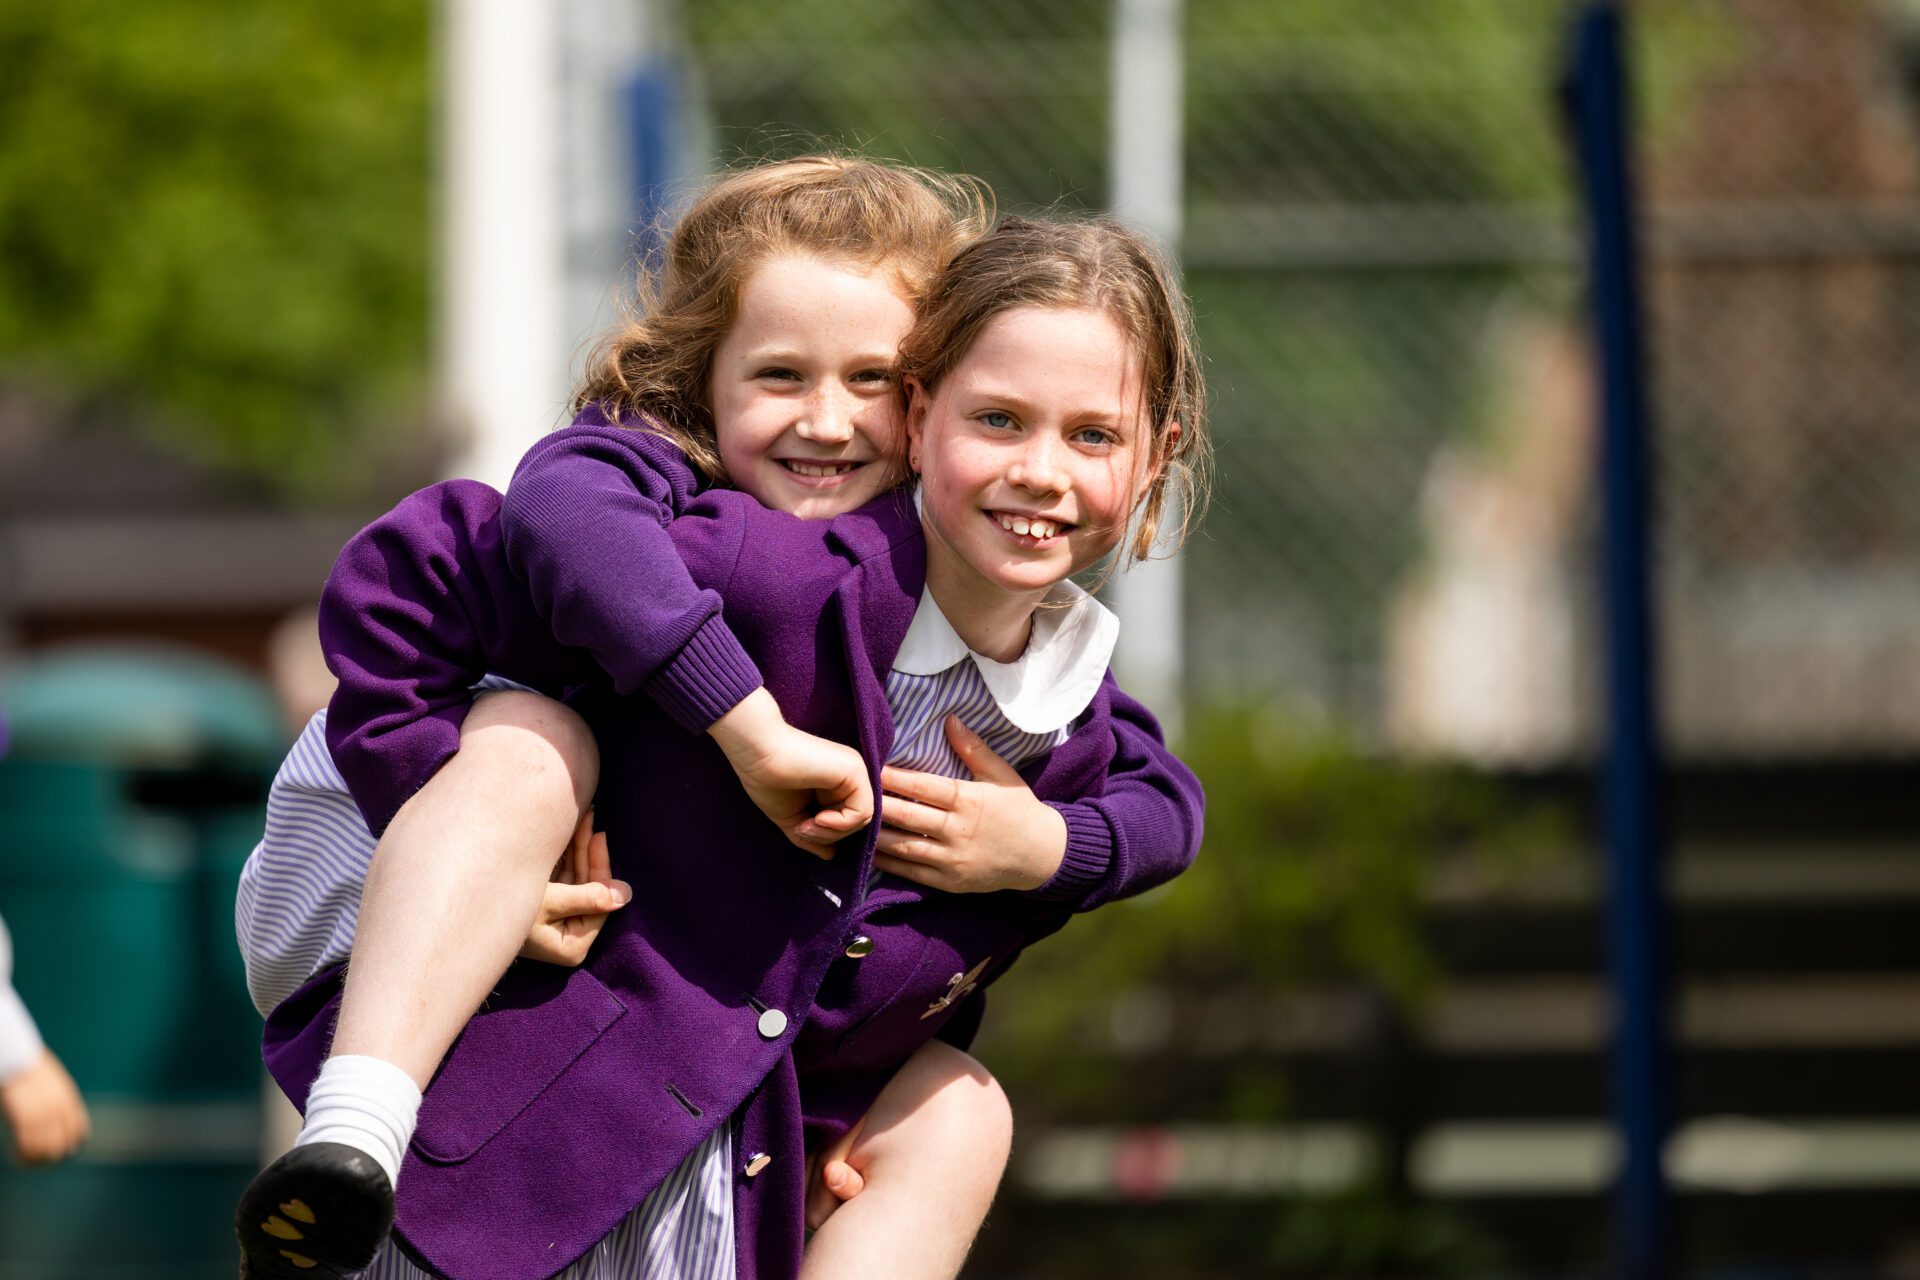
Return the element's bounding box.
[706,686,787,770]
[502,422,763,733]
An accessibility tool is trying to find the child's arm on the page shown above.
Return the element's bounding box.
[499,421,766,734]
[1031,676,1205,909]
[319,417,759,836]
[500,420,870,853]
[321,471,870,849]
[0,916,89,1165]
[315,416,761,833]
[874,677,1204,907]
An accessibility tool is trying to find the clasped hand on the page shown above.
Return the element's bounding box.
[710,688,874,859]
[519,808,630,967]
[519,704,1066,973]
[1,1048,89,1165]
[875,715,1068,894]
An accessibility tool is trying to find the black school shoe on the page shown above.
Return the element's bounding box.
[235,1142,396,1279]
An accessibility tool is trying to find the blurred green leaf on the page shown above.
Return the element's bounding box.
[0,1,431,500]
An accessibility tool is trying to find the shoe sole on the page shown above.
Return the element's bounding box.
[235,1142,395,1279]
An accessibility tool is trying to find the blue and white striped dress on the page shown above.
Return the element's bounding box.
[235,584,1114,1280]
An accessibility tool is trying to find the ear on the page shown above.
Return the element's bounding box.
[904,376,931,474]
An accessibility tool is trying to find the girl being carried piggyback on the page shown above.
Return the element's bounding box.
[237,158,1207,1280]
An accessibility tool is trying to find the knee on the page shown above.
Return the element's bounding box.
[889,1043,1014,1181]
[948,1063,1013,1181]
[460,691,600,812]
[957,1058,1014,1175]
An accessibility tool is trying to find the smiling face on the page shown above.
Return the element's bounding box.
[707,253,917,519]
[907,305,1156,653]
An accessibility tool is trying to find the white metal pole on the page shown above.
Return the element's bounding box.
[440,0,567,488]
[1109,0,1188,736]
[558,0,651,380]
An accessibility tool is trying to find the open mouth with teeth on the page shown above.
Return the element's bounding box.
[991,510,1072,544]
[778,459,867,483]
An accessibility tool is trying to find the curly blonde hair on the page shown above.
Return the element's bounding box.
[573,155,994,481]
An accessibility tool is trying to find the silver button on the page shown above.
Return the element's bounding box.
[757,1007,788,1039]
[844,934,875,959]
[744,1152,772,1178]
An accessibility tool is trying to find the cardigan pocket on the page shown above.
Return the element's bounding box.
[409,961,626,1164]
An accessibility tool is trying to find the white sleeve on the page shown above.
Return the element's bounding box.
[0,914,47,1084]
[234,711,377,1017]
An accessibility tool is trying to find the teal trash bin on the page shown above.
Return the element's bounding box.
[0,645,283,1280]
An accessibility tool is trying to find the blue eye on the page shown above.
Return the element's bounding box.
[1072,426,1117,447]
[850,368,893,384]
[979,411,1015,430]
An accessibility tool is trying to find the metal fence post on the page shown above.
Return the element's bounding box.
[1559,4,1673,1277]
[1108,0,1187,738]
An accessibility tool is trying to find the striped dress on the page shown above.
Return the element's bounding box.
[236,589,1106,1279]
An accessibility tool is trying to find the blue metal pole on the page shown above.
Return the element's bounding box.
[624,62,681,260]
[1558,5,1673,1278]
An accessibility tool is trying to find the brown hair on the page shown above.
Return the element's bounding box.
[573,155,994,481]
[896,214,1211,564]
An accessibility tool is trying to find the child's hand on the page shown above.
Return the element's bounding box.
[0,1048,90,1165]
[520,810,631,967]
[804,1117,869,1231]
[875,716,1069,894]
[709,688,875,860]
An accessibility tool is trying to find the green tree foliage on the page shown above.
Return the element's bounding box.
[0,2,430,499]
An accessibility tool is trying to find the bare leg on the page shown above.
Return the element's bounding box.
[800,1041,1014,1280]
[237,692,600,1280]
[329,691,598,1087]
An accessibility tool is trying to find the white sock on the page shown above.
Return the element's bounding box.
[295,1054,422,1189]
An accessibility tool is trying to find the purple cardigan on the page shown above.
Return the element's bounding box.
[269,433,1204,1280]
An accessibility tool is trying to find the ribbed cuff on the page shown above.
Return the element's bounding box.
[1023,804,1114,905]
[641,615,765,734]
[0,982,46,1085]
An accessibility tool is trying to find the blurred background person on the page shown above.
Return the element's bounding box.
[0,918,90,1166]
[0,714,89,1166]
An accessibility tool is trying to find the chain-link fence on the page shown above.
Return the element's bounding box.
[671,0,1920,764]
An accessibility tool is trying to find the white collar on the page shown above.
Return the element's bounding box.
[893,578,1120,735]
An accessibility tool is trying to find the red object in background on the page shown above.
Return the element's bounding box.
[1113,1126,1182,1202]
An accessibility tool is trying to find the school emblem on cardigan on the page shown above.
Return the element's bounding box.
[922,957,991,1019]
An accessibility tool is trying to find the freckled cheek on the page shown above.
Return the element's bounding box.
[715,394,767,464]
[858,403,908,461]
